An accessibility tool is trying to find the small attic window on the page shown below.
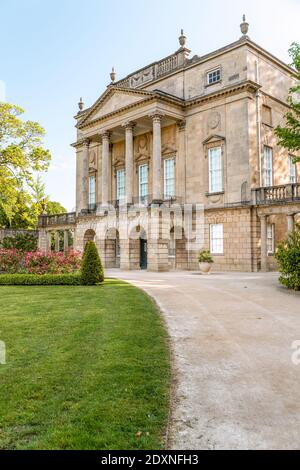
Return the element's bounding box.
[207,68,221,85]
[262,105,272,126]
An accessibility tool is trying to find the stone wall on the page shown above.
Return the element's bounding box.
[0,229,38,242]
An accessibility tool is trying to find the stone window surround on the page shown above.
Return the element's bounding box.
[288,154,297,184]
[267,222,275,256]
[162,153,176,198]
[263,145,273,187]
[204,138,226,197]
[209,223,224,255]
[205,66,222,88]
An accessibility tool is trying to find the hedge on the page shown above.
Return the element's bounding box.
[0,273,82,286]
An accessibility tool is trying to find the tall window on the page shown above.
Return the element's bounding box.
[210,224,223,254]
[267,224,275,255]
[116,169,125,201]
[89,175,96,206]
[289,155,297,183]
[164,158,175,198]
[207,68,221,85]
[208,147,222,193]
[264,146,273,187]
[139,164,148,199]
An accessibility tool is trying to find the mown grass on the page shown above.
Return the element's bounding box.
[0,279,170,450]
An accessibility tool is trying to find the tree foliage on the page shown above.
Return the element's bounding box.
[275,43,300,161]
[275,226,300,291]
[0,103,51,227]
[81,242,104,285]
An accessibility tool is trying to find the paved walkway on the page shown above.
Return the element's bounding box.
[107,269,300,450]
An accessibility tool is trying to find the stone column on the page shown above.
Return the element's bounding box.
[101,131,110,205]
[151,113,163,202]
[47,232,52,253]
[287,214,295,234]
[55,231,60,252]
[260,214,268,272]
[177,120,186,201]
[123,122,135,204]
[81,139,90,212]
[64,230,69,252]
[97,143,102,205]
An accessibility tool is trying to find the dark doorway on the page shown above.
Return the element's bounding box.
[140,239,148,269]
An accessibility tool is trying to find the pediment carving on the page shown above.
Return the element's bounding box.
[162,125,176,155]
[135,133,150,159]
[89,149,97,170]
[78,87,154,127]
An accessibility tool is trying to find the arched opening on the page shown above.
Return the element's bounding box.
[169,226,188,270]
[129,225,147,270]
[105,228,120,268]
[83,229,96,249]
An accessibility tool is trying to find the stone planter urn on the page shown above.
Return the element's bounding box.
[198,250,214,274]
[199,262,212,274]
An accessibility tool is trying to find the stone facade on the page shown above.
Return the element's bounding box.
[39,21,300,272]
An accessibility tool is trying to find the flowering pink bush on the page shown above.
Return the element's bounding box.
[0,249,81,275]
[0,249,24,274]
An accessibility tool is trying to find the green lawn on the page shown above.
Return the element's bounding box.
[0,279,170,450]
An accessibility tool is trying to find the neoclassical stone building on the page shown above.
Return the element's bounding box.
[39,18,300,272]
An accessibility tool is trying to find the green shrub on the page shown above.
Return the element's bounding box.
[1,233,38,252]
[0,273,81,286]
[81,241,104,285]
[198,249,214,263]
[275,229,300,291]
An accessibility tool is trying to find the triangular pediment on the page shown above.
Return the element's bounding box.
[202,134,226,145]
[78,87,155,127]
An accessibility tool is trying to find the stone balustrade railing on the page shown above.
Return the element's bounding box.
[38,212,76,228]
[117,49,186,89]
[252,183,300,205]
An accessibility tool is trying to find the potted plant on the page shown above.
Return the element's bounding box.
[198,250,214,274]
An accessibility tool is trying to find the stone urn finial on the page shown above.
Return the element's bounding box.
[78,97,84,111]
[110,67,116,83]
[179,29,186,48]
[240,14,249,37]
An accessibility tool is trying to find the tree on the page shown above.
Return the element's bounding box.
[30,175,66,221]
[81,242,104,285]
[275,43,300,161]
[0,103,51,225]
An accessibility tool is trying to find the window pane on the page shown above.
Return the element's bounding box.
[289,155,297,183]
[209,147,222,193]
[267,224,274,254]
[116,169,125,200]
[210,224,223,254]
[164,158,175,197]
[208,68,221,84]
[89,176,96,205]
[139,164,148,198]
[264,147,273,187]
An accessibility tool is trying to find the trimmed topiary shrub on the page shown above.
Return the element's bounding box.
[275,228,300,291]
[81,241,104,285]
[0,273,82,285]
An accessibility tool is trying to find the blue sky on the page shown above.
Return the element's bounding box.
[1,0,299,211]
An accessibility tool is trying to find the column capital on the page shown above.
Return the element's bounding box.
[177,119,186,132]
[149,112,164,123]
[82,138,90,148]
[100,130,111,141]
[122,120,136,131]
